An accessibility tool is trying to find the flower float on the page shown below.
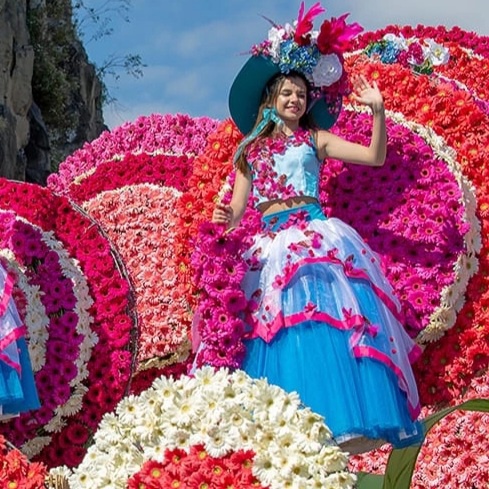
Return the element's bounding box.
[68,367,356,489]
[0,17,485,489]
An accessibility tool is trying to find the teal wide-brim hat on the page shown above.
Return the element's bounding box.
[227,2,363,136]
[229,55,341,136]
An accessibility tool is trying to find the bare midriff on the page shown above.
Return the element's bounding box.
[258,196,319,216]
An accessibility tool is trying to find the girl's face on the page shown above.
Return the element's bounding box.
[274,76,307,127]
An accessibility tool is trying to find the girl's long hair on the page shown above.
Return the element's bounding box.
[234,72,317,175]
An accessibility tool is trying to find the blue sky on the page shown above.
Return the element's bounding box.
[78,0,488,129]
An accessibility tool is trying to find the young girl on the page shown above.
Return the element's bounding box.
[211,2,423,453]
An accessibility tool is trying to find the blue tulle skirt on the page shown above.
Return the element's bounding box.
[1,264,40,417]
[240,202,423,448]
[1,337,40,415]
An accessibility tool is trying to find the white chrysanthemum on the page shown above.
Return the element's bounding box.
[317,445,350,473]
[164,395,201,427]
[151,375,179,402]
[21,436,52,459]
[70,368,353,489]
[131,413,162,443]
[142,443,166,462]
[193,364,222,385]
[69,471,100,489]
[116,395,141,426]
[312,53,343,87]
[253,451,282,486]
[423,38,450,66]
[201,424,233,458]
[49,465,73,479]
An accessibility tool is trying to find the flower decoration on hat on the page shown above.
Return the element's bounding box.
[253,2,363,103]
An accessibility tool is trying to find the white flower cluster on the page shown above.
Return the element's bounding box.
[67,367,356,489]
[267,23,295,62]
[383,33,450,67]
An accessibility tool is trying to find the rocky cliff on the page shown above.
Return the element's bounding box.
[0,0,105,185]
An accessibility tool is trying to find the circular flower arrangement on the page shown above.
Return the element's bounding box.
[0,179,134,469]
[340,26,489,487]
[68,367,356,489]
[47,114,220,390]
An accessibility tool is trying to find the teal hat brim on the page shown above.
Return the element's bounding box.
[228,55,341,136]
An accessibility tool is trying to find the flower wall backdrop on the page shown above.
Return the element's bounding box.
[343,25,489,488]
[0,24,486,489]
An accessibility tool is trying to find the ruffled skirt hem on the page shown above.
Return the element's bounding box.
[240,203,422,447]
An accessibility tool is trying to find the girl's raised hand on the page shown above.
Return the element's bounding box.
[350,74,384,113]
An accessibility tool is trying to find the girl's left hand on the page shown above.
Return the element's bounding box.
[350,74,384,113]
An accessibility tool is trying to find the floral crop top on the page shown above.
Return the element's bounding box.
[245,128,321,206]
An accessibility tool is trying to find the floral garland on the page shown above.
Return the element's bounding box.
[174,120,245,364]
[0,179,134,469]
[84,184,191,370]
[191,221,250,369]
[66,367,356,489]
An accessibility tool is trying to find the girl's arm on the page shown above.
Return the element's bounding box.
[212,169,252,229]
[316,75,387,167]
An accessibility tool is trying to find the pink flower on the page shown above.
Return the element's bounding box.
[293,2,325,46]
[317,14,363,54]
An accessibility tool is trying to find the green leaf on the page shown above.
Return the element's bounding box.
[382,398,489,489]
[357,472,384,489]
